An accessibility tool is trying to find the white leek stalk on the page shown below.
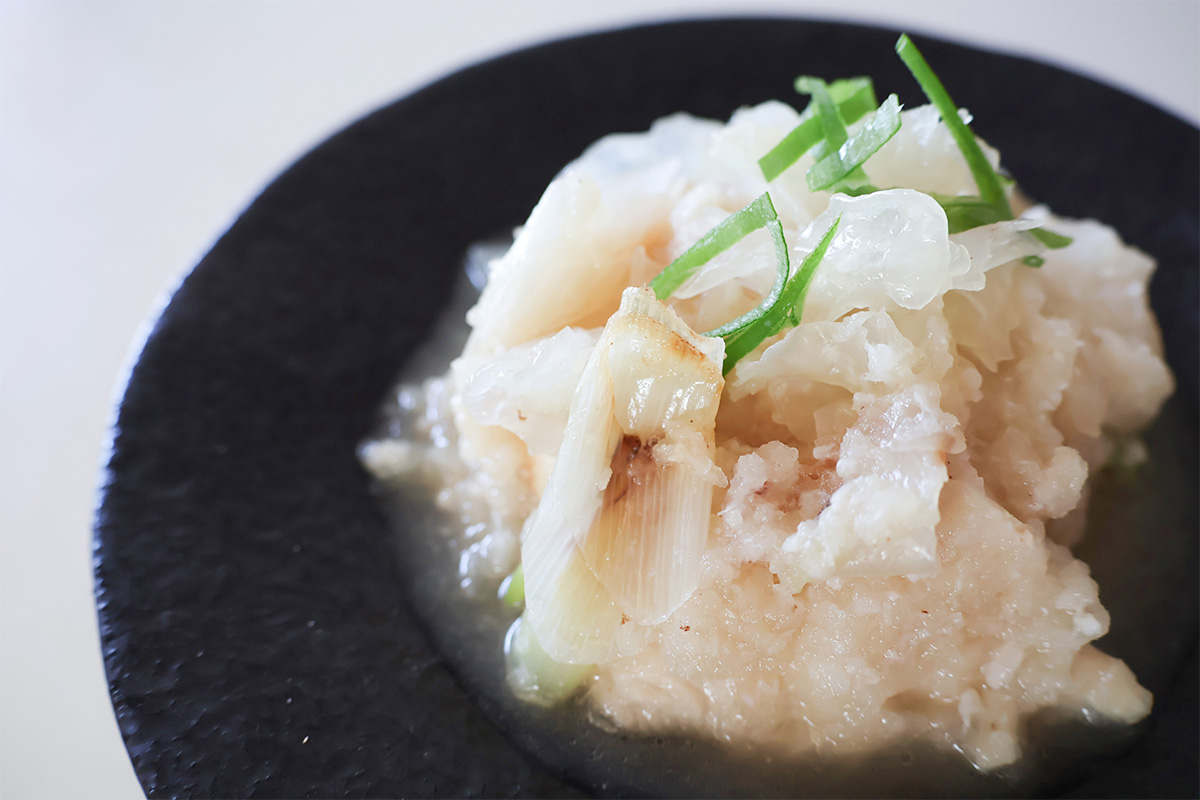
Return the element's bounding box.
[504,614,593,706]
[521,287,725,664]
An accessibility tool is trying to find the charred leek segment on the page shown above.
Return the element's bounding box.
[520,287,724,664]
[894,34,1071,261]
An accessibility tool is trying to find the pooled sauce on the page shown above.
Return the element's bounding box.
[361,261,1194,798]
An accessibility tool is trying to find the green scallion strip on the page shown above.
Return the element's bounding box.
[716,215,840,372]
[936,195,1070,263]
[934,196,1071,257]
[759,119,827,182]
[895,35,1011,215]
[759,78,879,182]
[930,193,1010,233]
[830,77,880,125]
[807,94,902,192]
[897,34,1071,256]
[500,564,525,607]
[1028,227,1073,249]
[796,76,849,150]
[793,76,876,192]
[701,218,790,340]
[649,193,787,302]
[837,183,882,197]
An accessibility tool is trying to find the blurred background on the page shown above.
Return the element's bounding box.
[1,1,1196,797]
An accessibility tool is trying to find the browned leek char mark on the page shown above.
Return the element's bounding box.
[520,287,723,663]
[606,434,659,504]
[666,329,704,363]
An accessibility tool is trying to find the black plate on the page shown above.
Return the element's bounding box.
[94,18,1198,798]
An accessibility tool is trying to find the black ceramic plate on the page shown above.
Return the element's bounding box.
[95,18,1198,799]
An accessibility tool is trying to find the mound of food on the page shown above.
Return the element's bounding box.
[362,36,1172,771]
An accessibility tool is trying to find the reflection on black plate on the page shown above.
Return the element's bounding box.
[94,18,1198,798]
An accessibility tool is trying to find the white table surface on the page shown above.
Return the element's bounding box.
[0,1,1195,797]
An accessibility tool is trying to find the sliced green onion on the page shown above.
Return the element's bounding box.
[897,34,1072,256]
[1028,227,1073,249]
[648,193,836,373]
[760,78,877,182]
[793,76,878,192]
[649,193,787,301]
[758,119,828,182]
[796,76,849,150]
[780,216,840,328]
[1024,226,1073,263]
[829,77,881,125]
[837,183,882,197]
[807,94,902,192]
[895,34,1011,214]
[930,193,1010,233]
[500,563,525,607]
[716,215,840,372]
[701,224,789,340]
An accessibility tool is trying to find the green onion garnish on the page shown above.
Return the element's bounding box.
[896,34,1071,256]
[931,193,1010,234]
[758,77,877,181]
[716,215,840,371]
[500,563,525,607]
[829,77,881,129]
[649,192,792,373]
[647,193,837,373]
[807,94,902,192]
[649,192,789,304]
[793,76,874,191]
[896,34,1010,214]
[759,120,827,183]
[1028,227,1073,249]
[797,76,850,152]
